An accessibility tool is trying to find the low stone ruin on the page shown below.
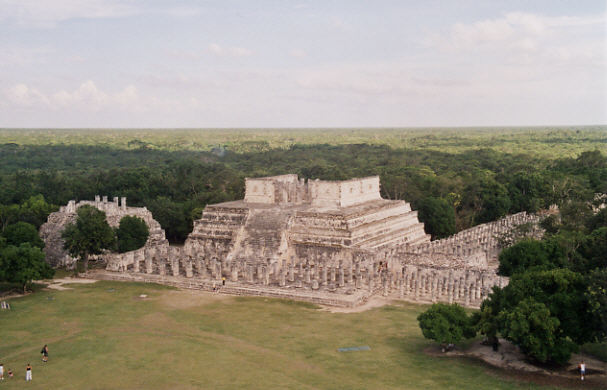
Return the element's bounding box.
[39,196,169,268]
[41,175,542,308]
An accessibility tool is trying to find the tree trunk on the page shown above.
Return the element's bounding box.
[83,254,89,274]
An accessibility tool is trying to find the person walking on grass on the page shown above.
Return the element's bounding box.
[41,344,49,362]
[25,363,32,381]
[579,360,586,380]
[0,362,4,380]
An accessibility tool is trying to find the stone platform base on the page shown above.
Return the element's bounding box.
[88,270,373,308]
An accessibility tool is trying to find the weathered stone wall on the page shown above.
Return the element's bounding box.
[96,175,542,308]
[40,196,169,268]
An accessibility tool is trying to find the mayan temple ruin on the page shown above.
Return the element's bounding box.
[41,174,541,308]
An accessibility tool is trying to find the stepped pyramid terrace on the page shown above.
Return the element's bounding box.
[41,175,542,308]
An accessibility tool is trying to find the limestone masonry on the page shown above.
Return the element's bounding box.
[41,175,541,308]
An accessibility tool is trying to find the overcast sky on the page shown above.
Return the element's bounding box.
[1,0,605,127]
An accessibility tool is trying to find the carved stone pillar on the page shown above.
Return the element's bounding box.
[172,259,180,277]
[145,256,153,274]
[338,267,345,287]
[279,268,286,287]
[304,267,311,284]
[231,264,238,282]
[133,255,140,273]
[263,267,270,285]
[288,264,295,282]
[185,259,193,278]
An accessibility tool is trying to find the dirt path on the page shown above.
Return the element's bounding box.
[45,277,98,290]
[426,340,607,389]
[320,296,392,313]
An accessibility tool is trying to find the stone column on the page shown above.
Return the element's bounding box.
[172,259,180,277]
[263,267,270,285]
[448,281,454,304]
[185,259,193,278]
[304,267,311,284]
[145,256,153,274]
[338,267,345,287]
[321,266,328,286]
[247,265,254,282]
[288,263,295,282]
[231,264,239,282]
[133,255,140,273]
[279,268,286,287]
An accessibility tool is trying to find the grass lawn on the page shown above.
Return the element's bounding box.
[0,281,567,389]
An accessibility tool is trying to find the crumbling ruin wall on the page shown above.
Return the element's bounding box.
[98,175,543,308]
[40,196,169,268]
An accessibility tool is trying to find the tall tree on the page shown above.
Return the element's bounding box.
[0,243,54,292]
[116,216,149,253]
[416,197,456,239]
[62,205,115,272]
[417,303,476,351]
[1,221,45,249]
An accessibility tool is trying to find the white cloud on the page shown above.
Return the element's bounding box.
[208,43,253,57]
[5,84,49,106]
[0,0,139,27]
[289,49,307,58]
[430,11,606,56]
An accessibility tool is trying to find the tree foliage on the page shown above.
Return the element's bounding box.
[62,205,116,272]
[417,303,476,348]
[416,197,456,239]
[1,221,45,249]
[116,216,149,253]
[498,238,566,276]
[500,298,574,364]
[0,243,54,292]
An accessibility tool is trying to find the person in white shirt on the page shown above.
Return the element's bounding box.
[579,360,586,380]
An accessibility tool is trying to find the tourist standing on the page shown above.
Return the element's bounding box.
[579,360,586,380]
[25,363,32,381]
[41,344,49,362]
[222,276,226,286]
[0,362,4,380]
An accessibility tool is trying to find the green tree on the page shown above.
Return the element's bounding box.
[416,197,456,239]
[62,205,116,272]
[116,216,149,253]
[498,238,566,276]
[573,227,607,273]
[1,221,45,249]
[586,269,607,342]
[18,194,56,228]
[417,303,476,351]
[0,243,54,292]
[500,298,575,364]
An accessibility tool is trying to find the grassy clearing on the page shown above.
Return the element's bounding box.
[0,281,567,389]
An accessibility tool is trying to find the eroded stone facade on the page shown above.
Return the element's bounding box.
[92,175,542,308]
[40,196,169,268]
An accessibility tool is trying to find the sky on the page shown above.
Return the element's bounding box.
[1,0,606,128]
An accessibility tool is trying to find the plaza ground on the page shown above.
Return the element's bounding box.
[0,280,603,389]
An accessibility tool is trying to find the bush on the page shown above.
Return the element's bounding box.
[116,216,149,253]
[417,303,476,350]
